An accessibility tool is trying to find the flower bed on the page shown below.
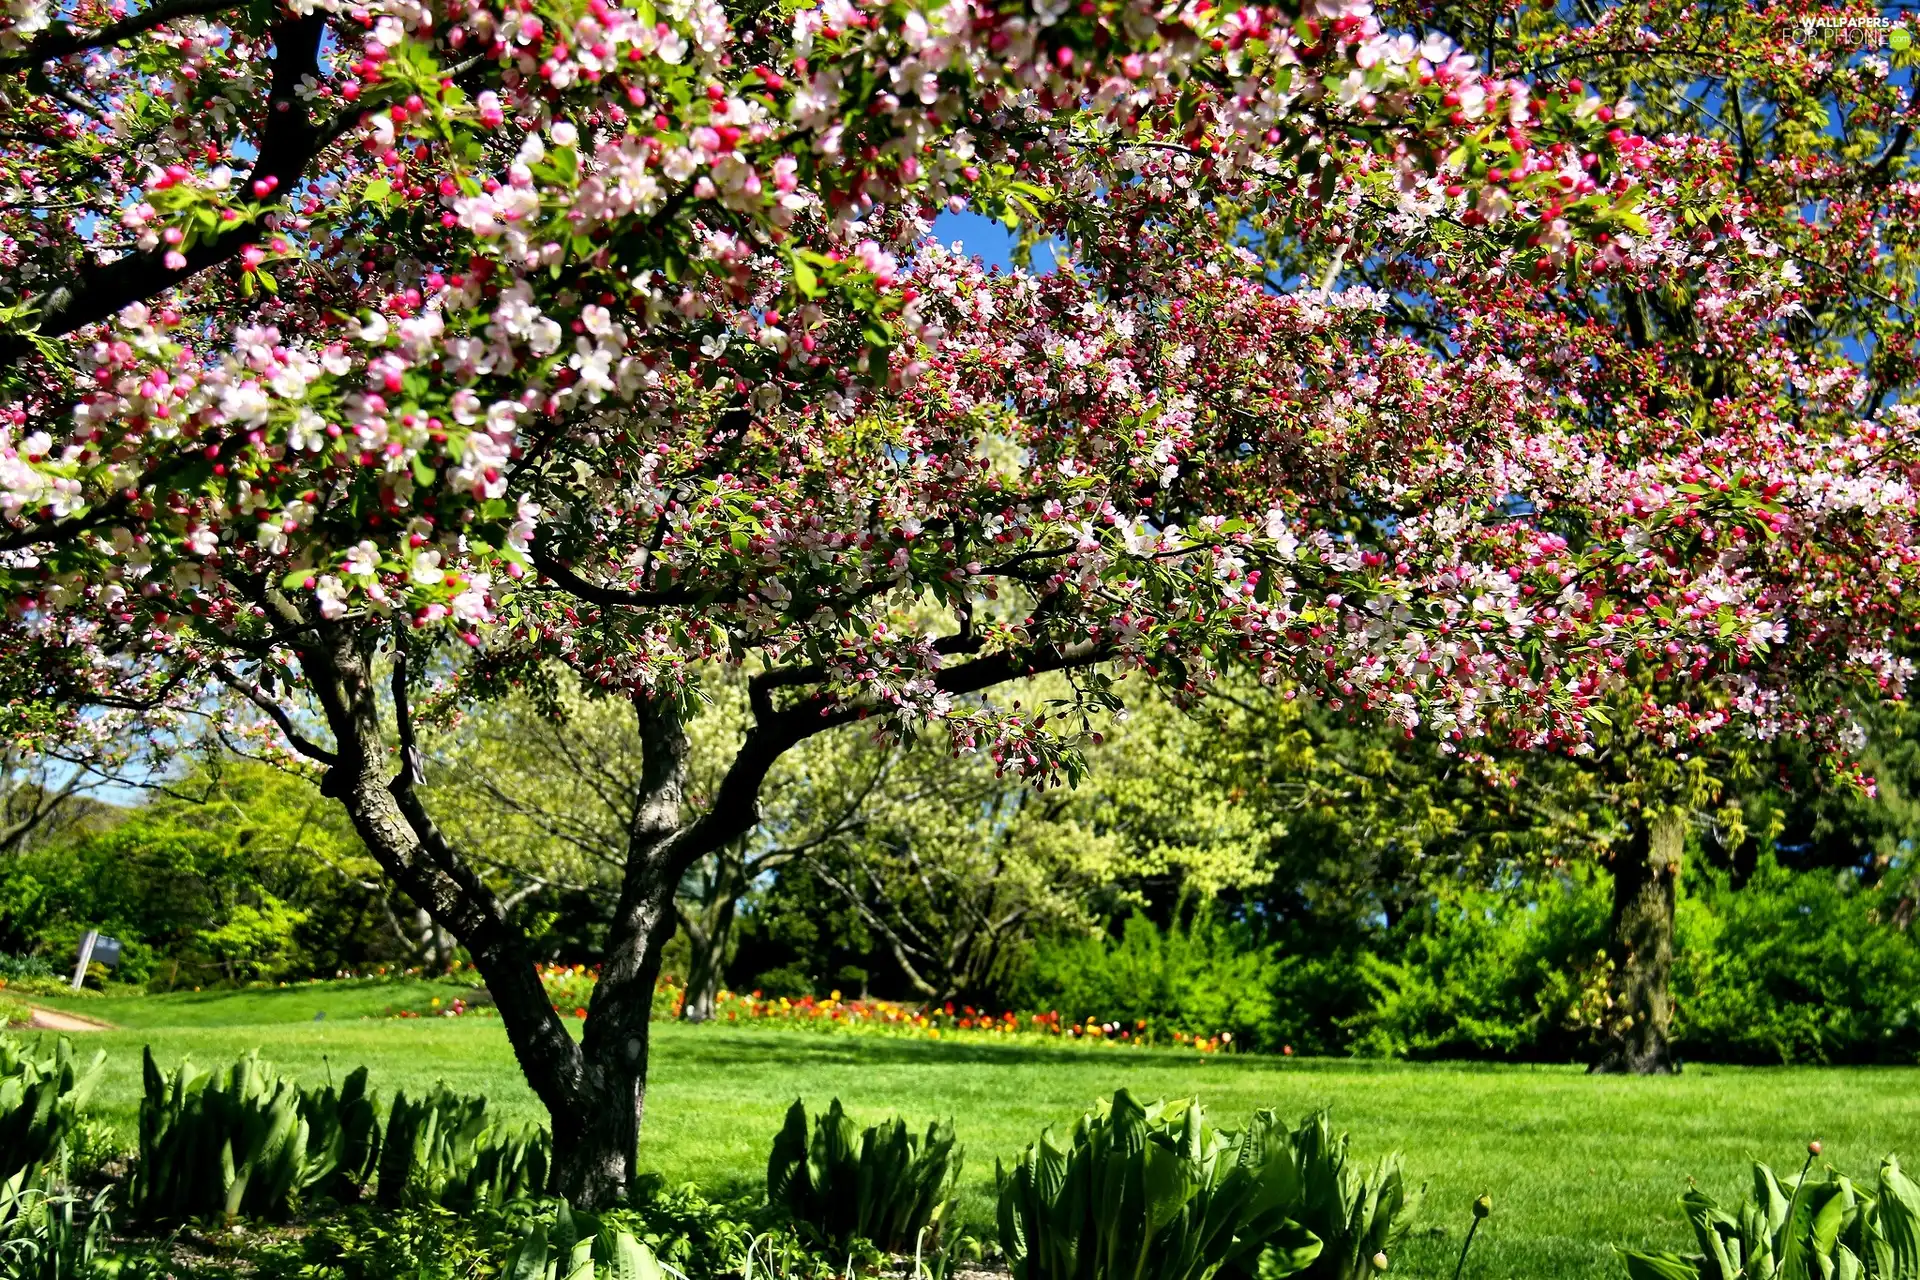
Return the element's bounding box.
[380,965,1237,1052]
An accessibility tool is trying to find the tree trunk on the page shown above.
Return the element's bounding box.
[297,624,610,1201]
[291,617,799,1207]
[550,890,676,1204]
[1591,806,1685,1075]
[678,847,746,1022]
[551,691,690,1203]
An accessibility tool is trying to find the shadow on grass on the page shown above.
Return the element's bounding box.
[168,978,473,1002]
[653,1026,1592,1075]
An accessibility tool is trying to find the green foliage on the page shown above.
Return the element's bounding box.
[995,1091,1418,1280]
[0,761,403,986]
[1012,914,1286,1051]
[251,1202,528,1280]
[0,1172,118,1280]
[128,1048,367,1223]
[1621,1152,1920,1280]
[1338,875,1611,1062]
[1673,856,1920,1065]
[299,1068,381,1204]
[248,1182,770,1280]
[1282,1113,1422,1280]
[602,1176,758,1279]
[376,1084,550,1211]
[0,1038,105,1183]
[765,1098,960,1252]
[1317,853,1920,1066]
[501,1200,667,1280]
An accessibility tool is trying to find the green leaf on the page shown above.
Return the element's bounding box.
[792,255,820,298]
[1256,1227,1324,1280]
[1621,1251,1704,1280]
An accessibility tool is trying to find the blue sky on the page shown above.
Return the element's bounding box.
[926,210,1061,274]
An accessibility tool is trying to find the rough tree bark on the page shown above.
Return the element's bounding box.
[1591,805,1686,1075]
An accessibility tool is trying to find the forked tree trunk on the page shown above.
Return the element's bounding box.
[297,623,700,1208]
[291,610,851,1207]
[548,874,678,1204]
[539,690,689,1204]
[1591,806,1686,1075]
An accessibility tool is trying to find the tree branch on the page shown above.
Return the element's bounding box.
[391,639,424,789]
[2,13,329,361]
[0,0,242,72]
[212,663,338,764]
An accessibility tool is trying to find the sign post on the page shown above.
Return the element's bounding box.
[70,930,99,992]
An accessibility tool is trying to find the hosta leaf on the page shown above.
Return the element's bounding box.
[1623,1251,1707,1280]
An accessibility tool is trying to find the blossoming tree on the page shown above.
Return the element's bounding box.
[2,0,1917,1197]
[1332,0,1920,1072]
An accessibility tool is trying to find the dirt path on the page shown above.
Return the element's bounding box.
[24,1005,113,1031]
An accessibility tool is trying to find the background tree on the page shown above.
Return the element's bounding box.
[424,674,893,1017]
[1214,0,1920,1070]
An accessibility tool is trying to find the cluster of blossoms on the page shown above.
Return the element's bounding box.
[0,0,1910,802]
[2,0,1916,1156]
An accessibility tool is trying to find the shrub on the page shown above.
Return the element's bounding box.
[0,957,51,982]
[996,1092,1413,1280]
[300,1067,381,1204]
[606,1176,760,1279]
[249,1202,526,1280]
[0,1037,105,1183]
[1338,876,1610,1062]
[1672,856,1920,1064]
[766,1098,960,1252]
[1622,1150,1920,1280]
[503,1200,668,1280]
[376,1084,549,1211]
[752,964,816,1000]
[1011,915,1285,1051]
[128,1048,366,1222]
[252,1183,767,1280]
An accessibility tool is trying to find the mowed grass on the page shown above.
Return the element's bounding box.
[25,976,479,1027]
[14,987,1920,1280]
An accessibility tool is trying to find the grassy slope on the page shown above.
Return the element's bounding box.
[22,977,480,1027]
[16,990,1920,1280]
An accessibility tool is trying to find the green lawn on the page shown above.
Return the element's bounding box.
[14,988,1920,1280]
[25,976,480,1027]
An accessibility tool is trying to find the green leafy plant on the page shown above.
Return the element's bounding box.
[503,1200,667,1280]
[602,1175,759,1279]
[1285,1111,1423,1280]
[0,1038,105,1183]
[766,1098,961,1253]
[127,1048,364,1222]
[247,1202,525,1280]
[1622,1147,1920,1280]
[0,1169,123,1280]
[995,1091,1325,1280]
[300,1066,381,1204]
[377,1084,549,1211]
